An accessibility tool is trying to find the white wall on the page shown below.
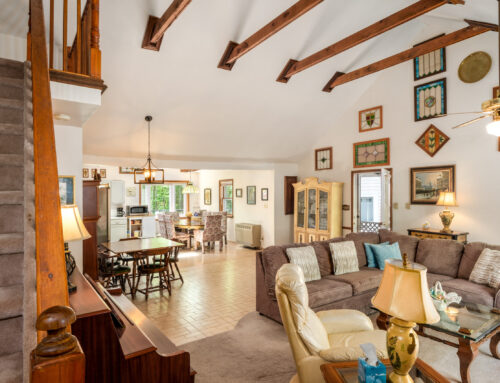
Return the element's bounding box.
[297,33,500,244]
[54,125,84,270]
[197,169,275,248]
[0,33,26,61]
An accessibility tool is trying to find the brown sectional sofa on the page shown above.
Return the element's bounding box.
[256,229,500,323]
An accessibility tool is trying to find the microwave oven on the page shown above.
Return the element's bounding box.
[127,205,149,215]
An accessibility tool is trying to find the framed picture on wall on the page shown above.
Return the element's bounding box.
[58,176,75,206]
[410,165,455,205]
[315,147,332,170]
[261,188,269,201]
[204,188,212,205]
[235,188,243,198]
[359,106,383,132]
[413,39,446,81]
[353,138,390,168]
[100,169,107,178]
[82,168,89,178]
[247,186,256,205]
[414,78,446,121]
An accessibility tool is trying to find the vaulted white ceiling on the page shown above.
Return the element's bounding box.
[2,0,498,165]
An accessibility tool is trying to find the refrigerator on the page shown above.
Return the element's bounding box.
[96,184,110,245]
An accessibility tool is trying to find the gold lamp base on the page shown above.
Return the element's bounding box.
[387,317,419,383]
[439,209,454,233]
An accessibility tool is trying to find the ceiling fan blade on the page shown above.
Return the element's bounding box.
[451,114,490,129]
[436,111,486,117]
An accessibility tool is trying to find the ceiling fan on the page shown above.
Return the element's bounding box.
[442,1,500,135]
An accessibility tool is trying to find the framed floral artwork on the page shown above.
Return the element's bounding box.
[415,124,449,157]
[353,138,390,168]
[359,106,382,132]
[414,78,446,121]
[315,147,332,170]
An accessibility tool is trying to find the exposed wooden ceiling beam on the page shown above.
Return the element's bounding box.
[277,0,465,83]
[322,20,497,92]
[141,0,191,51]
[218,0,324,70]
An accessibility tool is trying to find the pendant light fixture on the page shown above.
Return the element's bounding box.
[182,170,199,194]
[134,115,165,184]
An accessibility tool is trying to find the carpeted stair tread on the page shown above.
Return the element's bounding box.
[0,205,23,234]
[0,351,22,383]
[0,284,23,320]
[0,123,23,136]
[0,154,24,166]
[0,98,23,110]
[0,191,23,205]
[0,58,24,70]
[0,165,24,191]
[0,317,22,357]
[0,233,23,255]
[0,82,23,100]
[0,253,23,286]
[0,105,23,125]
[0,134,23,154]
[0,76,23,89]
[0,59,24,80]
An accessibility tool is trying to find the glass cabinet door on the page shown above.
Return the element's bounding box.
[318,190,329,231]
[307,188,316,229]
[297,190,305,228]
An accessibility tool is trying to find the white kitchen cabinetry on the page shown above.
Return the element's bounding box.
[128,216,156,238]
[110,217,127,242]
[110,180,125,205]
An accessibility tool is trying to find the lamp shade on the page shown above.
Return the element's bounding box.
[182,182,199,194]
[371,259,439,324]
[436,191,456,207]
[61,205,91,242]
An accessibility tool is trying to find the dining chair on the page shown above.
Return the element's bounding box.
[118,237,136,265]
[193,214,223,253]
[160,214,190,245]
[134,247,173,299]
[97,245,132,292]
[210,211,227,245]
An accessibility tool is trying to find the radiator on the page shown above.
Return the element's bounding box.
[235,223,262,249]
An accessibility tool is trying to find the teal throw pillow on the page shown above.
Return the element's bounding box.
[372,242,402,270]
[364,242,389,268]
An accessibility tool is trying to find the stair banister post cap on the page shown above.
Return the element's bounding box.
[36,305,76,331]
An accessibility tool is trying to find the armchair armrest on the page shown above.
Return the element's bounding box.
[495,288,500,309]
[317,309,374,334]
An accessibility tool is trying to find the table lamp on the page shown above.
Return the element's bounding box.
[436,191,457,233]
[372,255,439,383]
[61,205,91,293]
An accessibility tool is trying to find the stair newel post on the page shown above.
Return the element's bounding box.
[90,0,101,78]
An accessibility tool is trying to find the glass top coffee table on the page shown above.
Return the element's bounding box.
[320,358,449,383]
[376,302,500,383]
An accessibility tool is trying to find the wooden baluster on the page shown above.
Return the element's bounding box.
[76,0,82,74]
[63,0,68,71]
[49,0,54,68]
[31,306,85,383]
[90,0,101,78]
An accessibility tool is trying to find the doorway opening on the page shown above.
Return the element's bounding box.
[351,168,392,233]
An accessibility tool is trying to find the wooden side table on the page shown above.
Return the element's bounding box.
[407,228,468,243]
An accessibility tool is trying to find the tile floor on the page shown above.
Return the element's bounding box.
[133,242,256,345]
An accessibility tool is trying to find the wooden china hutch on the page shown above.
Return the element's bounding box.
[293,177,343,243]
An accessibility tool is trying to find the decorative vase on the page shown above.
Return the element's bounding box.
[386,317,419,383]
[439,209,454,233]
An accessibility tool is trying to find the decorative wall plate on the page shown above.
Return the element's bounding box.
[415,124,449,157]
[414,78,446,121]
[359,105,383,132]
[458,51,491,83]
[353,138,390,168]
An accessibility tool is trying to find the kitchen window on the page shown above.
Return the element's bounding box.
[140,183,188,214]
[219,179,233,217]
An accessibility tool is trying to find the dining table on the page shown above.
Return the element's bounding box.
[175,223,204,249]
[100,237,185,296]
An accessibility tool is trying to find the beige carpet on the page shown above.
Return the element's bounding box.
[181,312,499,383]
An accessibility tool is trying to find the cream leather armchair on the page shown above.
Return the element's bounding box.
[275,264,387,383]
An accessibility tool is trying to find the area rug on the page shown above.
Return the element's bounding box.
[181,312,498,383]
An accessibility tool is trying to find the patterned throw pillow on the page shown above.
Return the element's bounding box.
[286,246,321,282]
[489,267,500,289]
[469,248,500,286]
[329,241,359,275]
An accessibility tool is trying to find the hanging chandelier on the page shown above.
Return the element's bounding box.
[182,170,199,194]
[134,116,165,184]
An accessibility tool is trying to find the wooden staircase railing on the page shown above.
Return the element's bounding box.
[28,0,85,381]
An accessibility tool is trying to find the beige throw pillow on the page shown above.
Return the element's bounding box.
[286,246,321,282]
[469,248,500,287]
[329,241,359,275]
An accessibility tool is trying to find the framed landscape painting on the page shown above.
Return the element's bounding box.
[353,138,390,168]
[410,165,455,205]
[414,78,447,121]
[58,176,75,206]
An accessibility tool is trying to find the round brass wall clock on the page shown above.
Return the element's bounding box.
[458,51,492,83]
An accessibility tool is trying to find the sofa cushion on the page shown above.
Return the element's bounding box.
[286,246,321,282]
[469,248,500,287]
[441,279,496,307]
[379,229,420,262]
[306,278,353,308]
[330,241,359,275]
[312,238,344,276]
[345,232,380,267]
[426,273,453,288]
[458,242,500,280]
[364,242,389,267]
[326,267,383,295]
[371,242,402,270]
[415,239,464,278]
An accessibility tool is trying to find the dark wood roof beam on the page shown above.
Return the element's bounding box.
[277,0,465,83]
[323,20,497,92]
[218,0,324,70]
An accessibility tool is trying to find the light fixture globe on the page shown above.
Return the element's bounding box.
[486,119,500,136]
[134,115,165,184]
